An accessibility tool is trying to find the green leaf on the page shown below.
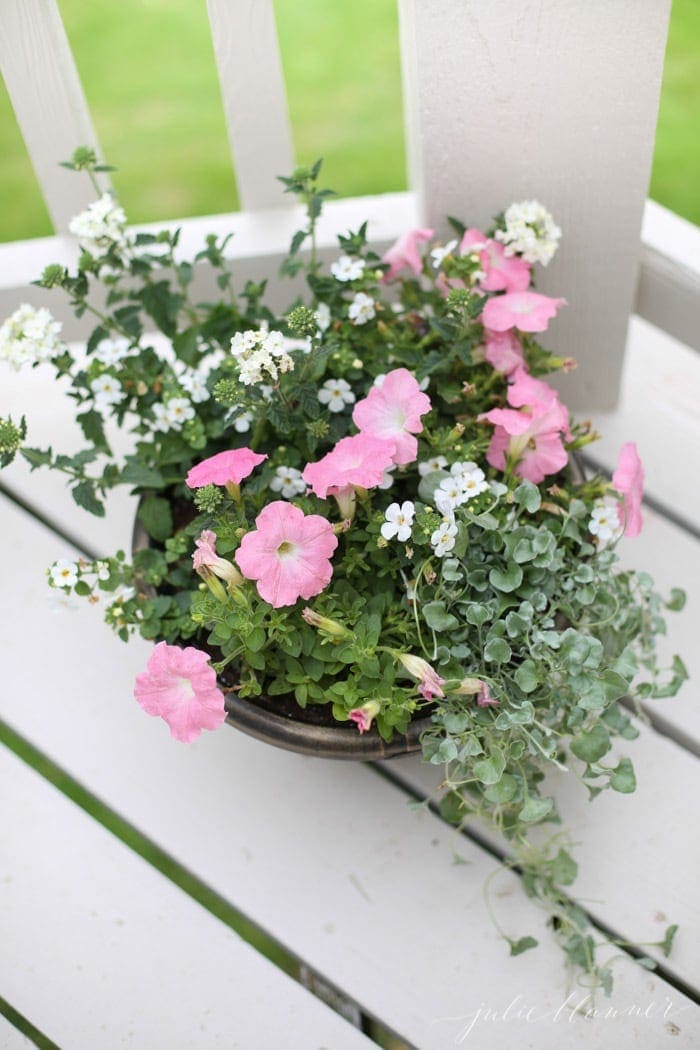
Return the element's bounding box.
[509,935,538,956]
[423,600,459,632]
[484,637,511,664]
[439,790,464,825]
[660,923,678,958]
[514,660,539,693]
[610,757,636,793]
[489,564,523,593]
[484,773,517,804]
[71,481,105,517]
[570,723,611,764]
[472,748,506,785]
[666,588,686,612]
[77,409,109,449]
[514,480,541,513]
[121,459,165,488]
[550,848,578,886]
[137,495,173,543]
[464,603,490,627]
[519,796,554,823]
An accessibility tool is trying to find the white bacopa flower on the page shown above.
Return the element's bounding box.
[430,239,458,268]
[434,489,457,523]
[418,455,448,478]
[50,558,79,589]
[93,338,131,366]
[315,302,331,331]
[94,561,111,582]
[90,373,122,407]
[381,501,415,542]
[166,398,195,428]
[269,465,306,499]
[589,498,623,547]
[348,292,376,326]
[318,377,356,413]
[450,461,489,499]
[151,403,171,432]
[430,521,458,558]
[179,367,210,403]
[330,254,365,282]
[233,410,253,433]
[0,304,65,370]
[68,193,128,254]
[495,200,561,266]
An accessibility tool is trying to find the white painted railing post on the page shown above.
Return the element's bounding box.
[398,0,672,410]
[0,0,106,234]
[206,0,295,212]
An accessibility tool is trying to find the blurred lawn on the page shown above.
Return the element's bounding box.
[0,0,697,243]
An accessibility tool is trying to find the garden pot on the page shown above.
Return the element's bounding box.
[132,515,433,760]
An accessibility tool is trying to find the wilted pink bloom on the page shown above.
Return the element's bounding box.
[234,501,338,607]
[396,652,446,700]
[477,681,499,707]
[303,433,397,500]
[133,641,227,743]
[353,368,431,466]
[382,227,434,282]
[482,292,566,334]
[482,329,524,375]
[612,442,644,537]
[349,700,381,734]
[192,529,241,585]
[186,447,267,488]
[460,228,531,293]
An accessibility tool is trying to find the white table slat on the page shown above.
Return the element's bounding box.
[206,0,294,211]
[0,1017,33,1049]
[0,747,373,1049]
[2,494,699,1048]
[0,0,105,232]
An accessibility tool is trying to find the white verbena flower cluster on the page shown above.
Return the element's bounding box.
[93,337,132,367]
[69,193,128,255]
[0,304,65,370]
[230,328,294,386]
[495,200,561,266]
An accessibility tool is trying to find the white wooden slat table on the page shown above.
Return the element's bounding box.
[2,491,699,1047]
[0,747,375,1050]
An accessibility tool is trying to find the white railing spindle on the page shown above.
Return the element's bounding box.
[0,0,105,233]
[206,0,295,211]
[398,0,672,411]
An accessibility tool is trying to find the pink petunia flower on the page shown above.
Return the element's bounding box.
[353,368,432,466]
[460,228,531,293]
[186,447,267,489]
[349,700,381,734]
[481,292,566,334]
[382,227,434,282]
[482,329,524,375]
[234,501,338,607]
[192,529,241,585]
[396,652,446,700]
[479,370,570,485]
[477,681,499,708]
[133,641,227,743]
[302,433,397,500]
[612,442,644,537]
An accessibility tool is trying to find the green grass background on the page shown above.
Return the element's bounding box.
[0,0,697,242]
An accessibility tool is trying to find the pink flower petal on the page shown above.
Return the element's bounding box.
[352,368,431,466]
[482,292,566,334]
[460,229,531,293]
[186,448,267,488]
[303,433,397,500]
[134,641,226,742]
[382,227,434,282]
[612,442,644,537]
